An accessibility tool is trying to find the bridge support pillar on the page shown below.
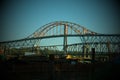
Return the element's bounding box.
[63,24,68,54]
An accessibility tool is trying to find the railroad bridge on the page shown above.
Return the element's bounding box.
[0,21,120,61]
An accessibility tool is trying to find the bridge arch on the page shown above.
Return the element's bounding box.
[28,21,98,38]
[26,21,98,54]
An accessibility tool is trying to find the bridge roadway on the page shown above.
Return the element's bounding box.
[0,34,120,43]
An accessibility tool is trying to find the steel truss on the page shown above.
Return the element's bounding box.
[0,21,120,58]
[0,34,120,54]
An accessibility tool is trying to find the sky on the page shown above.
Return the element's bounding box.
[0,0,120,42]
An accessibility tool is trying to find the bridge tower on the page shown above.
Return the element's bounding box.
[63,24,68,54]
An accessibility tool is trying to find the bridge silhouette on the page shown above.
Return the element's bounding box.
[0,21,120,62]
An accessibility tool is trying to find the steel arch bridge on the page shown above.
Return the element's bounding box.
[0,21,120,60]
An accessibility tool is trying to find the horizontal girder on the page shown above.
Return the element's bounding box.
[1,34,120,43]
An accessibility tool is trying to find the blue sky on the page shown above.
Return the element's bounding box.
[0,0,120,42]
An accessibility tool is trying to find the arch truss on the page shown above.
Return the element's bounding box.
[0,21,120,58]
